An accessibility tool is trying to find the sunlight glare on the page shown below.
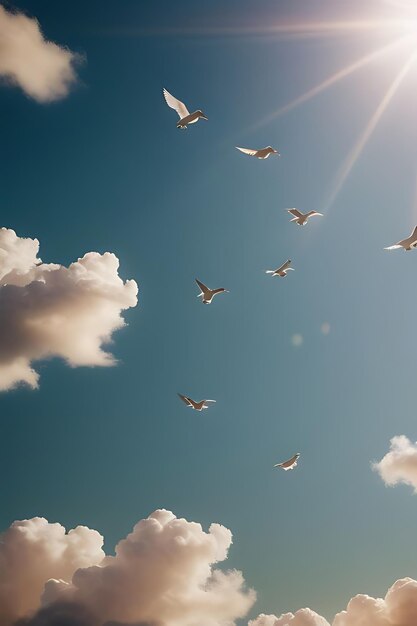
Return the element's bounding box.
[325,51,417,209]
[247,38,406,132]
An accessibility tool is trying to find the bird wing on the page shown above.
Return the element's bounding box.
[236,147,257,156]
[310,211,323,217]
[384,244,403,250]
[195,278,209,293]
[204,400,216,403]
[274,454,299,469]
[280,260,291,271]
[163,88,190,119]
[410,226,417,239]
[178,393,192,406]
[287,208,303,218]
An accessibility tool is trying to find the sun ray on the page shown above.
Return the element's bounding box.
[411,163,417,221]
[102,19,407,40]
[325,51,417,209]
[247,38,406,133]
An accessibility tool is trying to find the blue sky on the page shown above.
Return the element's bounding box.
[2,0,417,621]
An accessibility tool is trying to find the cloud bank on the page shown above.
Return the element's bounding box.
[0,517,104,626]
[0,227,138,390]
[0,510,256,626]
[250,611,330,626]
[0,5,79,102]
[373,435,417,492]
[4,509,417,626]
[251,577,417,626]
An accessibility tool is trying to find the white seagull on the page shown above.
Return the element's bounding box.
[178,394,216,411]
[385,226,417,251]
[265,259,294,278]
[236,146,280,159]
[195,279,229,304]
[287,208,323,226]
[274,453,300,471]
[163,88,208,129]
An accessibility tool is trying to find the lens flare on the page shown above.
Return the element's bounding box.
[325,51,417,209]
[247,38,406,133]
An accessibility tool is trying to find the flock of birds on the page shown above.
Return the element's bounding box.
[163,87,415,473]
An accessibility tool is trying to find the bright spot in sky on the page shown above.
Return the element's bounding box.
[291,333,303,347]
[385,0,417,36]
[321,322,331,335]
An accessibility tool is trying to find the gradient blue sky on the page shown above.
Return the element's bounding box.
[2,0,417,620]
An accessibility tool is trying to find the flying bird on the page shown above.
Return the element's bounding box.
[195,279,229,304]
[163,88,208,129]
[385,226,417,251]
[265,259,294,278]
[178,393,216,411]
[287,208,323,226]
[274,453,300,471]
[236,146,280,159]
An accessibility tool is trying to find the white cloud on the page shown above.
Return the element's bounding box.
[0,227,138,391]
[0,510,256,626]
[250,611,330,626]
[251,578,417,626]
[0,5,79,102]
[6,510,417,626]
[333,578,417,626]
[0,517,104,625]
[373,436,417,492]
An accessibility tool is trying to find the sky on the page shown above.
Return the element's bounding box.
[3,0,417,624]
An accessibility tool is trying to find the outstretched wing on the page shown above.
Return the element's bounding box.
[163,88,190,119]
[195,278,209,293]
[236,147,257,156]
[410,226,417,239]
[279,259,291,272]
[384,244,402,251]
[274,454,299,470]
[178,393,192,407]
[287,208,303,218]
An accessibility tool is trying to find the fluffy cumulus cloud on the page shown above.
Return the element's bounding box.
[0,509,255,626]
[373,436,417,492]
[6,511,417,626]
[0,517,104,626]
[0,227,138,391]
[250,611,330,626]
[333,578,417,626]
[251,578,417,626]
[0,4,79,102]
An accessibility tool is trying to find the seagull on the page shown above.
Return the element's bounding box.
[163,88,208,129]
[195,279,229,304]
[274,453,300,471]
[236,146,280,159]
[265,259,294,277]
[287,208,323,226]
[178,393,216,411]
[385,226,417,251]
